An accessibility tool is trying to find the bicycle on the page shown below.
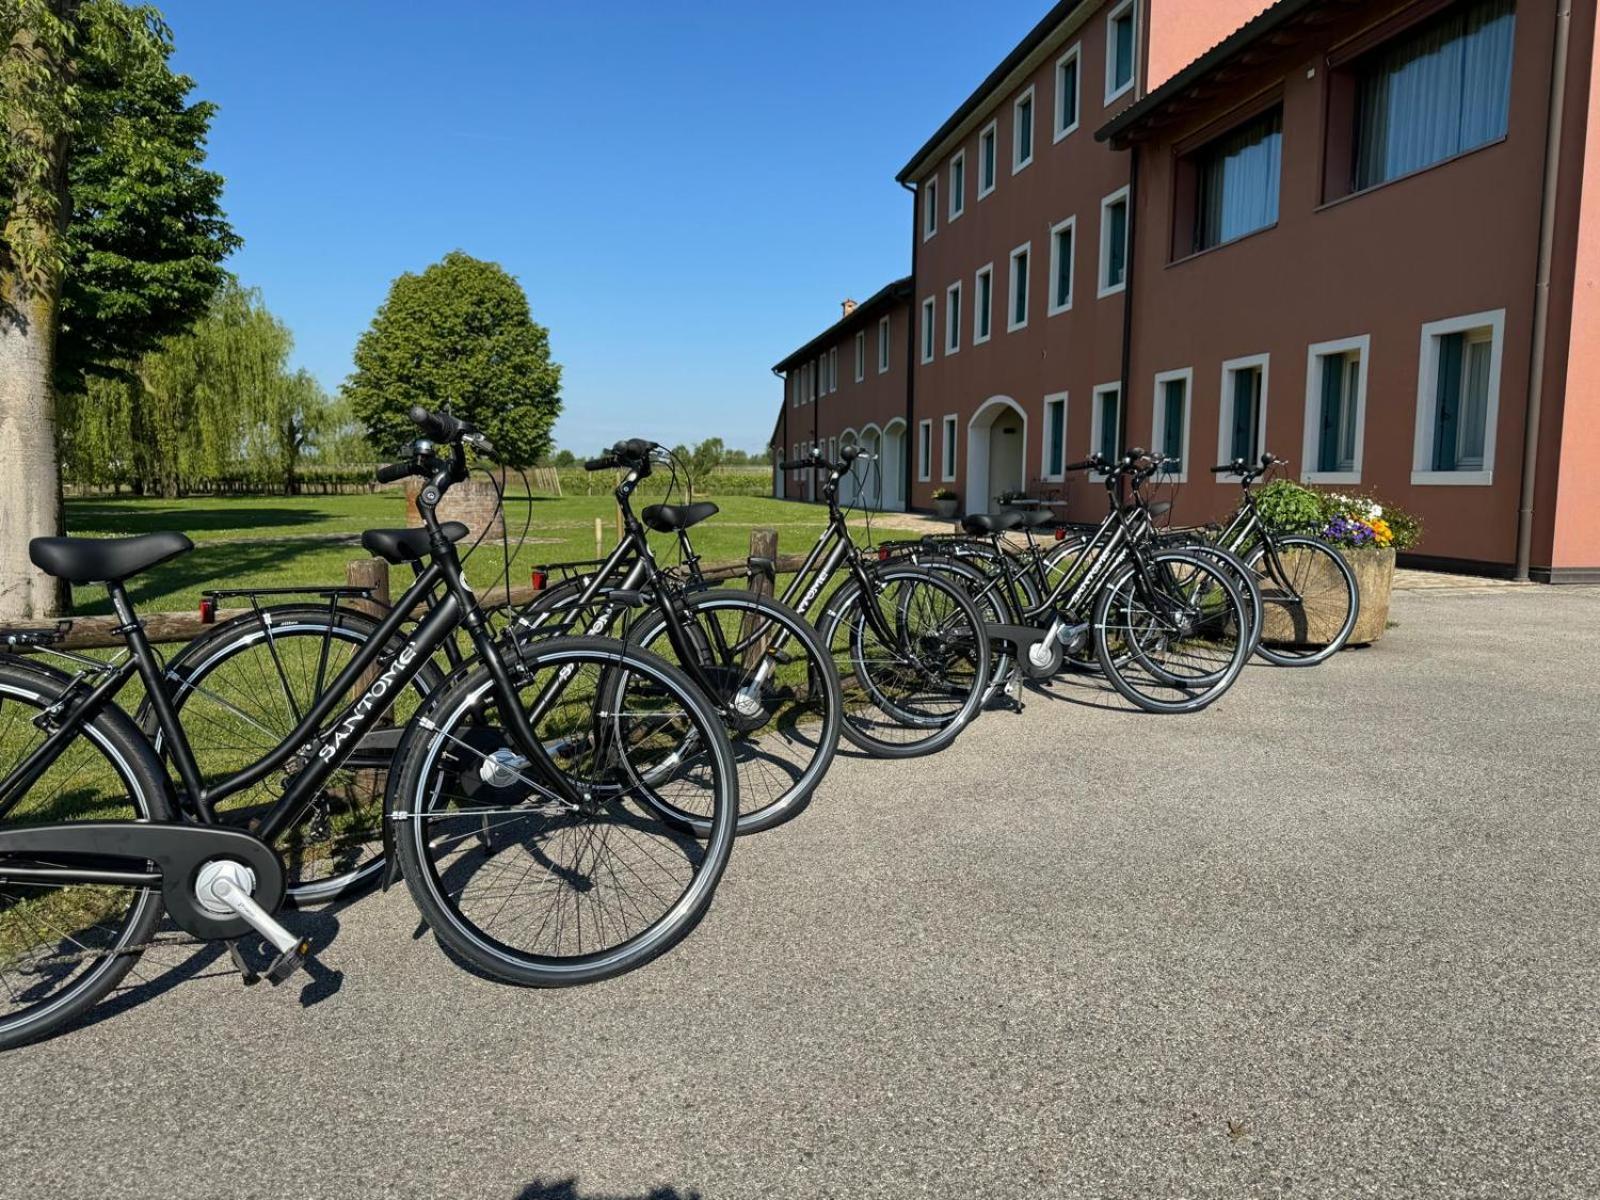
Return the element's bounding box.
[898,450,1253,714]
[0,407,740,1049]
[504,439,844,836]
[1198,453,1361,666]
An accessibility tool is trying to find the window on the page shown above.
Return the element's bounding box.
[923,177,938,241]
[921,296,936,364]
[1090,383,1122,473]
[1219,354,1270,472]
[1008,243,1031,332]
[974,264,994,344]
[854,331,866,383]
[1413,310,1505,485]
[1106,0,1136,103]
[949,151,966,221]
[1042,393,1068,480]
[829,347,838,393]
[945,282,962,355]
[1047,217,1075,315]
[1302,336,1370,483]
[941,414,958,481]
[1098,187,1129,297]
[1055,44,1081,141]
[813,358,822,402]
[878,315,891,373]
[1013,86,1035,173]
[1351,0,1515,194]
[918,419,932,481]
[1151,368,1192,481]
[1183,106,1282,254]
[978,120,998,198]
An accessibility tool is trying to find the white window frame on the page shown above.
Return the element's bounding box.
[829,347,838,393]
[978,120,999,200]
[948,150,966,222]
[1042,392,1069,482]
[920,296,936,365]
[1151,367,1194,484]
[973,263,994,345]
[1012,85,1036,174]
[1007,242,1031,333]
[1301,335,1371,485]
[917,418,933,482]
[1047,216,1076,316]
[1089,382,1122,480]
[853,331,866,383]
[877,315,891,374]
[1098,186,1130,299]
[923,177,938,242]
[1054,43,1081,142]
[944,281,962,356]
[1105,0,1137,105]
[941,413,958,482]
[1217,353,1271,479]
[1412,309,1506,486]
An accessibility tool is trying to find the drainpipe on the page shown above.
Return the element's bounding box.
[902,178,919,511]
[1515,0,1574,580]
[1117,149,1140,458]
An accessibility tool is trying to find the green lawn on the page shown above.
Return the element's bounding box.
[62,491,848,615]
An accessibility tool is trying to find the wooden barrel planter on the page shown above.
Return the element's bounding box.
[1257,545,1395,648]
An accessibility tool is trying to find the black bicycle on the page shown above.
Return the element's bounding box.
[0,408,739,1049]
[505,439,845,836]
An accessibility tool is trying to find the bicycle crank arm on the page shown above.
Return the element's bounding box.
[0,820,288,943]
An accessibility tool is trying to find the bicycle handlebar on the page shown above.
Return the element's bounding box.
[584,438,659,473]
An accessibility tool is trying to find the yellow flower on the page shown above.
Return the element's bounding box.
[1368,518,1394,547]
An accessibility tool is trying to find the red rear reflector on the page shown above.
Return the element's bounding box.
[1054,529,1066,541]
[199,597,215,624]
[877,546,890,561]
[530,570,547,592]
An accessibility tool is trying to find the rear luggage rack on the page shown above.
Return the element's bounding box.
[0,621,72,649]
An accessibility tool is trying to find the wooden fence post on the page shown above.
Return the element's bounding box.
[742,527,778,668]
[346,557,391,698]
[594,517,604,558]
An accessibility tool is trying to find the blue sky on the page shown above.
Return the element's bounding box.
[161,1,1049,455]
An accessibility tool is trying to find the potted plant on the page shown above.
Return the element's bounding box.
[931,488,959,519]
[1255,480,1423,645]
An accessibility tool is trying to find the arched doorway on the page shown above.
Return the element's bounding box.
[860,424,883,509]
[966,396,1028,515]
[880,419,907,511]
[837,429,860,506]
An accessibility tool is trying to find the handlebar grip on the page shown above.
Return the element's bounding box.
[778,460,810,471]
[584,456,619,472]
[409,405,472,443]
[1063,458,1100,472]
[1210,462,1244,474]
[375,462,414,484]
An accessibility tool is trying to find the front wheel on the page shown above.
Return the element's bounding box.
[390,637,738,987]
[818,564,990,758]
[1245,536,1360,667]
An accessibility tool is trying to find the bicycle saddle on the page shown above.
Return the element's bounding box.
[361,522,469,564]
[29,532,194,585]
[641,502,718,533]
[1017,510,1056,529]
[962,511,1024,536]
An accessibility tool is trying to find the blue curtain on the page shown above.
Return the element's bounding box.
[1355,0,1515,191]
[1197,108,1282,250]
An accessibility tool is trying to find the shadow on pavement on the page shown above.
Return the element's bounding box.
[514,1180,702,1200]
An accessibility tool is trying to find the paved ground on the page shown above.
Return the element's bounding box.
[4,582,1599,1199]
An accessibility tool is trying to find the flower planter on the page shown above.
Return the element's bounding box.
[1256,545,1395,647]
[933,498,958,519]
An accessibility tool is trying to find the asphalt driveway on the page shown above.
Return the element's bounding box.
[3,581,1598,1199]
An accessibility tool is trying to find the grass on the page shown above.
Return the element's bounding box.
[61,491,857,616]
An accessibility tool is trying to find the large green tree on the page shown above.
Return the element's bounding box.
[343,251,562,468]
[0,0,234,617]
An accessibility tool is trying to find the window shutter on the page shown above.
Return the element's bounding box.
[1433,332,1464,470]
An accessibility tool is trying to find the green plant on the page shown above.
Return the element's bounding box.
[932,488,957,501]
[1254,480,1324,534]
[1255,479,1421,551]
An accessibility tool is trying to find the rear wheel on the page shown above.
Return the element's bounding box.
[148,606,444,905]
[0,661,171,1050]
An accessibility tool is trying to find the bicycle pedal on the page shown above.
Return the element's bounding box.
[264,938,313,987]
[226,940,261,987]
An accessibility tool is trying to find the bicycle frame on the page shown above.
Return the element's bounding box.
[1209,479,1304,602]
[0,500,588,856]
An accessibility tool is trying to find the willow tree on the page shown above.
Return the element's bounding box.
[0,1,234,617]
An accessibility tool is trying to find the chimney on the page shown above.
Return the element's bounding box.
[841,298,858,317]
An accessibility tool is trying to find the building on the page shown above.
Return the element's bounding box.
[771,0,1600,580]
